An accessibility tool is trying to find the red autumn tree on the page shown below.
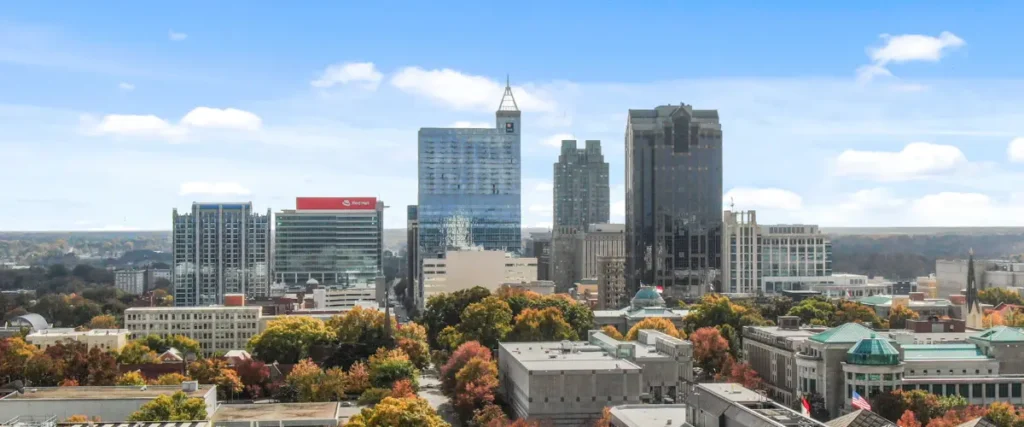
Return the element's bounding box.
[690,327,731,376]
[234,359,271,398]
[440,341,492,397]
[472,404,510,427]
[453,357,500,420]
[716,356,763,390]
[897,410,922,427]
[390,378,416,399]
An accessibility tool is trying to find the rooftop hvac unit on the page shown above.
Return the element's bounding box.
[181,381,199,392]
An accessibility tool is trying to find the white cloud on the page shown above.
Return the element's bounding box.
[724,188,803,211]
[178,182,251,196]
[534,182,554,192]
[168,30,187,41]
[858,31,965,82]
[528,203,552,214]
[311,62,383,89]
[869,32,966,64]
[611,200,625,220]
[543,133,575,148]
[390,67,555,112]
[180,107,262,131]
[118,82,135,91]
[835,142,967,181]
[90,114,181,138]
[451,121,491,128]
[1008,138,1024,162]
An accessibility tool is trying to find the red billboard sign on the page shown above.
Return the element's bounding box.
[296,197,377,210]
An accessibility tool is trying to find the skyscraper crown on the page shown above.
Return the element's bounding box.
[497,75,519,112]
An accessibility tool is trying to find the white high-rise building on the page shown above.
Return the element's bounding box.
[722,210,832,294]
[172,202,271,306]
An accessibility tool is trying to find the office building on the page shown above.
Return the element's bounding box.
[0,385,217,423]
[26,328,131,351]
[311,283,380,309]
[936,258,1024,298]
[146,267,171,289]
[406,205,420,305]
[594,287,690,335]
[498,329,693,425]
[551,226,581,291]
[421,249,536,302]
[576,223,626,281]
[527,231,553,281]
[503,280,555,295]
[274,197,384,287]
[597,256,627,309]
[554,139,610,230]
[418,79,522,256]
[722,210,832,295]
[741,317,820,406]
[212,402,348,427]
[114,269,145,295]
[858,293,952,318]
[124,304,261,356]
[625,105,722,299]
[172,202,271,306]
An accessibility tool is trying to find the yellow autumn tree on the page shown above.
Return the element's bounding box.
[625,317,685,341]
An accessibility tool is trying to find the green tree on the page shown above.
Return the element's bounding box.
[117,341,159,364]
[458,296,513,349]
[116,370,147,386]
[128,391,208,421]
[138,334,201,356]
[247,316,336,364]
[421,287,491,348]
[888,303,920,329]
[507,307,577,342]
[979,287,1024,306]
[367,348,419,390]
[787,297,837,326]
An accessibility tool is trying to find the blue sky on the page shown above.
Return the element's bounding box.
[3,2,1024,230]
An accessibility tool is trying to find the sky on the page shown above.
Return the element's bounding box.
[2,1,1024,230]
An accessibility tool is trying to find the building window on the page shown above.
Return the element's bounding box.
[1000,383,1009,398]
[987,384,996,398]
[960,384,969,397]
[1013,383,1022,398]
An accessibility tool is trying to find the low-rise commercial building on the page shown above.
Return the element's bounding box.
[421,249,537,301]
[310,283,380,309]
[115,269,146,295]
[124,305,261,356]
[26,328,130,351]
[742,317,821,406]
[0,385,217,422]
[498,329,693,425]
[594,287,689,335]
[503,280,555,295]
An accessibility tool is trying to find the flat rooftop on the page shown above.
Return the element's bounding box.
[700,383,765,403]
[902,344,988,360]
[501,341,643,372]
[3,385,213,400]
[746,325,822,338]
[610,404,689,427]
[212,402,340,421]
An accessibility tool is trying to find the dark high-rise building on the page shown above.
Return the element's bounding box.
[172,202,271,306]
[529,231,552,281]
[417,79,522,256]
[625,104,723,299]
[553,139,609,229]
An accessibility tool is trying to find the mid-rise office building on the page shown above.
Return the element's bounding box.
[498,329,693,425]
[554,139,610,229]
[625,104,722,299]
[26,328,131,351]
[550,226,581,291]
[722,210,832,295]
[124,304,261,356]
[576,223,626,281]
[172,202,271,306]
[311,283,381,309]
[274,197,384,286]
[417,79,522,256]
[597,256,627,310]
[115,269,145,295]
[146,267,171,289]
[421,249,536,302]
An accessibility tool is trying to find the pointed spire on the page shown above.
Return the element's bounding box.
[967,248,978,313]
[498,75,519,112]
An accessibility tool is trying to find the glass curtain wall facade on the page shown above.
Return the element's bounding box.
[625,104,723,299]
[417,83,522,256]
[274,200,384,286]
[172,202,271,306]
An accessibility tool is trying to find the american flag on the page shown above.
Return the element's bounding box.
[852,391,872,411]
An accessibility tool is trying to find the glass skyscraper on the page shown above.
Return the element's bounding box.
[625,104,723,299]
[417,80,522,256]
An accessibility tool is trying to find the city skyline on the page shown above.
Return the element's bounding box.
[4,3,1024,231]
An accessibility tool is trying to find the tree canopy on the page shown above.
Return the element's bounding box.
[248,316,335,364]
[128,391,208,422]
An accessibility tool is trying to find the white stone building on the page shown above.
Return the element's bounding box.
[124,305,261,356]
[26,328,131,351]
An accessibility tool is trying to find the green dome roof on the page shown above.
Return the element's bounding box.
[846,334,901,366]
[631,287,665,309]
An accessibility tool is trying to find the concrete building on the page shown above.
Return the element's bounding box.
[594,287,690,335]
[0,313,50,338]
[211,402,343,427]
[146,268,171,290]
[722,211,833,295]
[274,197,384,287]
[553,139,610,230]
[858,293,953,319]
[172,202,271,306]
[114,269,145,295]
[608,383,827,427]
[26,328,131,351]
[626,105,722,299]
[936,258,1024,298]
[576,224,626,282]
[310,283,381,309]
[551,226,581,292]
[809,274,891,299]
[503,280,555,295]
[124,305,261,356]
[597,257,627,310]
[0,385,217,422]
[421,249,536,301]
[417,79,522,256]
[742,317,820,406]
[406,205,421,306]
[530,231,552,281]
[498,329,693,425]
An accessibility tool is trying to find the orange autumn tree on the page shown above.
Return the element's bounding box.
[690,327,731,376]
[599,325,624,340]
[897,410,921,427]
[624,317,685,341]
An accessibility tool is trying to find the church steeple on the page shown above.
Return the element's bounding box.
[967,248,978,313]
